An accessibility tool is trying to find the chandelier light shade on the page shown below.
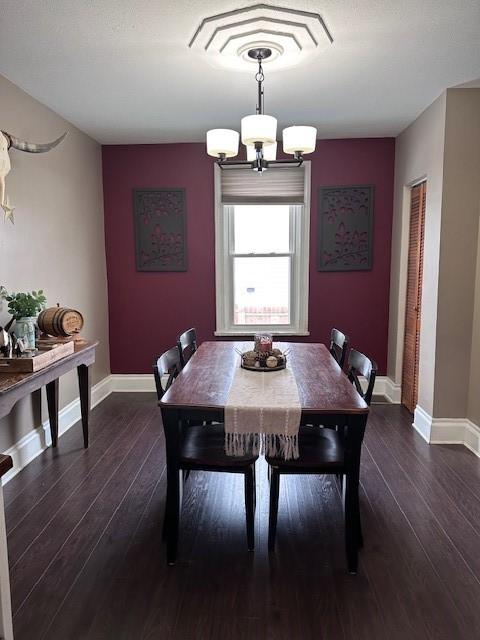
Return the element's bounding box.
[282,126,317,155]
[241,114,277,145]
[206,128,239,158]
[247,141,277,161]
[205,47,317,171]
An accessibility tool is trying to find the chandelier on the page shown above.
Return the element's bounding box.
[206,48,317,172]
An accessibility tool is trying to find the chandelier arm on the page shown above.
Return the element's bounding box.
[269,157,304,167]
[216,159,256,170]
[216,156,303,170]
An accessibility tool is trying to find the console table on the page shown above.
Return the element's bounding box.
[0,340,98,448]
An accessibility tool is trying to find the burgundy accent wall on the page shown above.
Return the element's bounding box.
[102,139,394,374]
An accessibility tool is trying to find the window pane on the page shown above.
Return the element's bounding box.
[233,257,290,325]
[233,205,290,254]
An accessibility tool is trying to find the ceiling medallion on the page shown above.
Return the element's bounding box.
[206,47,317,172]
[238,41,283,64]
[189,3,333,72]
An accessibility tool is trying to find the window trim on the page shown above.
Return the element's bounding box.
[214,162,311,336]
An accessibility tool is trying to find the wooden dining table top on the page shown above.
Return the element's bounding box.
[160,341,369,415]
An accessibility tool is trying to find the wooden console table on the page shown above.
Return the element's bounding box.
[0,340,98,448]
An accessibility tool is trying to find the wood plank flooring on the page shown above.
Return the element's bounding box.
[4,393,480,639]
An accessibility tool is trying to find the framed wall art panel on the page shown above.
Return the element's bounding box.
[317,185,374,272]
[133,188,187,272]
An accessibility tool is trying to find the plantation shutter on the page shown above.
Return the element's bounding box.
[401,181,426,413]
[221,166,305,204]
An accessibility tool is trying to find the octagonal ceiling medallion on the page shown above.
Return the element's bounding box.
[189,3,333,71]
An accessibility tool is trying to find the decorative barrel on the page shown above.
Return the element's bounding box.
[37,306,84,337]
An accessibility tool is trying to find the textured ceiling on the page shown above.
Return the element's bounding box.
[0,0,479,143]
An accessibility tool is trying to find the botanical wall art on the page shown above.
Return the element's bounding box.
[317,185,374,271]
[133,188,187,272]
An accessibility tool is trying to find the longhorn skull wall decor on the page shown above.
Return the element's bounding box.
[0,130,67,224]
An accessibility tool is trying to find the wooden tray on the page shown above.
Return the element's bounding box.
[0,340,74,373]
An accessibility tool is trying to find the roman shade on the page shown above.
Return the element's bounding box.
[220,166,306,204]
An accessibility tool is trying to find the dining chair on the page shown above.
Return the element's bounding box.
[177,327,198,368]
[330,328,349,370]
[154,347,258,552]
[347,348,377,407]
[266,349,377,573]
[153,346,182,395]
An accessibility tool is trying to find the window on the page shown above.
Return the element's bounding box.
[215,163,310,335]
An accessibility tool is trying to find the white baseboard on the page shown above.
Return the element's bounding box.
[383,377,402,403]
[413,405,480,457]
[412,405,433,442]
[365,376,401,403]
[2,375,113,485]
[110,374,156,392]
[464,421,480,455]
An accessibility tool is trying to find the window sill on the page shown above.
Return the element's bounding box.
[214,330,310,337]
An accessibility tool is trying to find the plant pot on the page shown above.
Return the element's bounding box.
[15,317,37,350]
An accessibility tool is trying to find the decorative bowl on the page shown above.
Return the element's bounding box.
[239,347,287,372]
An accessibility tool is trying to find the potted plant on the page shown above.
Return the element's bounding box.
[0,287,47,350]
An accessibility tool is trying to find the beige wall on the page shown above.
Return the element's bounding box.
[0,74,110,452]
[387,92,446,415]
[434,89,480,418]
[388,88,480,421]
[468,227,480,425]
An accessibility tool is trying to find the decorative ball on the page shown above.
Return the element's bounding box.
[254,360,261,368]
[243,356,256,367]
[272,348,283,357]
[245,350,256,359]
[266,356,278,368]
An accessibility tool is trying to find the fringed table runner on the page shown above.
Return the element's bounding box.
[225,361,301,460]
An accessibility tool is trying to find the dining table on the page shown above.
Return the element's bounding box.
[159,340,369,568]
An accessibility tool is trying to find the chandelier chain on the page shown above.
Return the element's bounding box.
[255,58,264,83]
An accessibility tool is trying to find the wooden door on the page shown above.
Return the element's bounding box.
[401,182,426,412]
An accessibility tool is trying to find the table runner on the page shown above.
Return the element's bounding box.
[225,359,301,460]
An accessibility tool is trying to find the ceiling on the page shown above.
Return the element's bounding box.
[1,0,479,144]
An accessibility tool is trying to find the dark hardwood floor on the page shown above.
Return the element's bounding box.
[4,393,480,639]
